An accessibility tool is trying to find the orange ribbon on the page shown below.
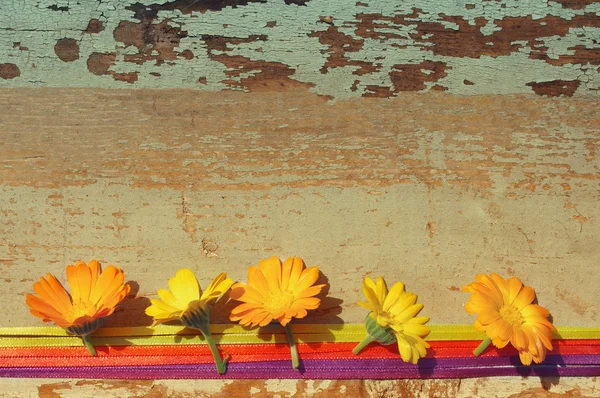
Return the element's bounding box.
[0,340,598,367]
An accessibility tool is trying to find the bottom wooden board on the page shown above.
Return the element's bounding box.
[0,377,596,398]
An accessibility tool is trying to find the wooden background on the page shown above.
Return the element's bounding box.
[1,0,599,396]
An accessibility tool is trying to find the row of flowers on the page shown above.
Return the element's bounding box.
[26,258,555,374]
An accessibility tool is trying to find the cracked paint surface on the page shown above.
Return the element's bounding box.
[0,0,599,97]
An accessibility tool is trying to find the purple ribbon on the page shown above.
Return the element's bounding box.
[1,355,599,379]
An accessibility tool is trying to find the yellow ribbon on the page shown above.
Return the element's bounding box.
[0,325,598,347]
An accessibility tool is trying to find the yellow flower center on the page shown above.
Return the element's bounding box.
[499,305,524,327]
[376,312,399,330]
[263,290,294,314]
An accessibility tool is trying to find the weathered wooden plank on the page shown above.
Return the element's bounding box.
[1,1,599,97]
[0,89,598,328]
[0,376,595,397]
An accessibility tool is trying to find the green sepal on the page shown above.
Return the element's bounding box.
[365,315,397,345]
[66,319,103,356]
[180,300,211,330]
[180,302,228,374]
[66,318,103,336]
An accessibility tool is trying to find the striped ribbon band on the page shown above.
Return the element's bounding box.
[0,325,598,379]
[0,325,598,347]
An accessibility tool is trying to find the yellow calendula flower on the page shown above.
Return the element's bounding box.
[354,276,430,364]
[145,269,232,325]
[463,273,555,365]
[146,269,233,374]
[26,260,130,355]
[229,256,327,369]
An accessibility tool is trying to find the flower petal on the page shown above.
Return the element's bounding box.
[465,294,497,314]
[66,262,85,305]
[506,277,523,305]
[88,260,101,294]
[247,267,270,297]
[250,309,270,326]
[521,304,550,319]
[394,303,423,323]
[26,294,67,325]
[527,323,554,350]
[292,297,320,310]
[78,262,93,304]
[406,316,430,325]
[96,283,130,316]
[280,257,294,291]
[157,288,182,310]
[362,278,381,309]
[294,284,325,300]
[257,311,273,327]
[258,257,282,292]
[278,314,293,327]
[519,351,533,366]
[382,281,405,312]
[403,323,430,338]
[285,257,304,291]
[396,336,413,364]
[389,291,418,315]
[374,277,387,308]
[146,298,180,318]
[233,284,265,304]
[490,273,509,304]
[90,265,119,305]
[476,309,501,326]
[357,301,378,313]
[239,308,265,327]
[492,336,509,348]
[33,276,71,314]
[201,273,233,302]
[511,327,529,351]
[230,302,262,316]
[92,266,127,312]
[293,266,320,293]
[168,269,200,306]
[46,274,73,309]
[513,286,535,310]
[470,274,504,307]
[487,319,512,341]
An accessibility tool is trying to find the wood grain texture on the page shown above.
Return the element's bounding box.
[0,376,597,397]
[0,0,599,396]
[0,88,598,328]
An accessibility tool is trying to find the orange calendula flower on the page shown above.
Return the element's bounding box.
[229,256,327,369]
[463,273,556,365]
[26,260,130,355]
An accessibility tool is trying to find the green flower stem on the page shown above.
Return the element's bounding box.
[473,337,492,357]
[353,335,376,355]
[199,327,228,375]
[81,334,97,356]
[284,324,300,369]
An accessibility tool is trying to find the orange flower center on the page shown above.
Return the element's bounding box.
[66,303,96,323]
[263,290,294,314]
[499,304,524,327]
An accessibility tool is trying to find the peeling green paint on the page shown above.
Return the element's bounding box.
[1,0,599,97]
